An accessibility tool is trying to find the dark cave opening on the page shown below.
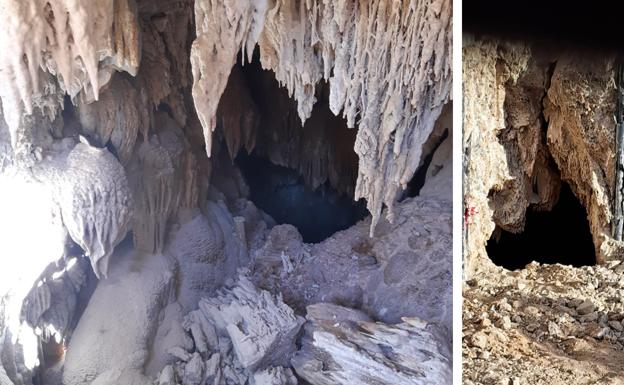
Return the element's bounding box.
[486,183,596,270]
[236,151,368,243]
[213,49,368,243]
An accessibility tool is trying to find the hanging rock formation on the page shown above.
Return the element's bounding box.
[0,0,140,143]
[192,0,452,231]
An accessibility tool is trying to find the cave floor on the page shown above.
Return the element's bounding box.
[462,261,624,385]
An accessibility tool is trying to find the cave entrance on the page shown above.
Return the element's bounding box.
[214,50,368,243]
[486,183,596,270]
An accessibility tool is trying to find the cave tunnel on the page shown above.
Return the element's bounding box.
[486,183,596,270]
[216,50,369,243]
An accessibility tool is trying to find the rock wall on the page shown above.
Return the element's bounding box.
[463,36,623,276]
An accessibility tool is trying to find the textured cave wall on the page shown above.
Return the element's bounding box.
[463,37,623,276]
[192,0,452,232]
[544,55,621,260]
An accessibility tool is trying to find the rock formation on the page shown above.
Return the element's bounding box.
[0,1,452,384]
[184,0,450,232]
[463,37,623,275]
[292,303,452,385]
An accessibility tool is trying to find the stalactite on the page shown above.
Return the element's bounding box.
[0,0,141,145]
[191,0,452,232]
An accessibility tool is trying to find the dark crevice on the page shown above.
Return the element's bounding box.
[214,48,368,243]
[404,128,449,198]
[486,182,596,270]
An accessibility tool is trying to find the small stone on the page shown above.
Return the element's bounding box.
[524,306,539,317]
[576,299,595,315]
[470,331,488,349]
[510,377,520,385]
[158,365,175,385]
[497,316,512,330]
[499,301,512,312]
[582,312,599,323]
[547,321,563,338]
[596,327,610,339]
[167,346,192,362]
[526,323,539,332]
[184,353,205,385]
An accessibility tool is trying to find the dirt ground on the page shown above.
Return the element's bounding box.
[463,261,624,385]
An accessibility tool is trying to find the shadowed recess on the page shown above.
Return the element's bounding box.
[236,152,368,243]
[486,183,596,270]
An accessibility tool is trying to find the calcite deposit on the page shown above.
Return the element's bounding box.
[0,1,452,384]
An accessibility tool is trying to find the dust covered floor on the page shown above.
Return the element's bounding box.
[463,262,624,385]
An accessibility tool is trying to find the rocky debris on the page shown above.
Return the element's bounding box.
[251,367,297,385]
[292,303,451,385]
[196,275,304,371]
[463,261,624,384]
[251,196,453,335]
[157,274,303,385]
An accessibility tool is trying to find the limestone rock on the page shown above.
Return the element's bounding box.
[62,248,176,385]
[52,142,133,279]
[291,303,452,385]
[157,274,304,385]
[198,275,304,371]
[252,367,297,385]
